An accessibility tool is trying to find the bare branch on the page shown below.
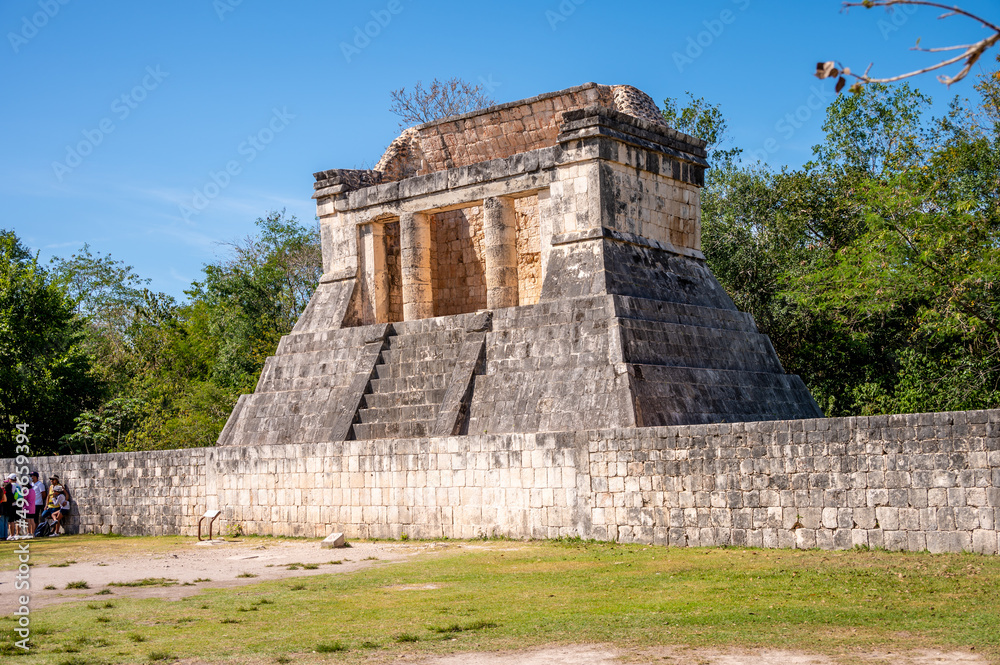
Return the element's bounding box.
[388,77,496,128]
[843,0,999,33]
[914,43,981,52]
[820,1,1000,91]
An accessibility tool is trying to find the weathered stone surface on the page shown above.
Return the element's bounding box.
[9,409,998,554]
[321,532,346,549]
[220,83,821,442]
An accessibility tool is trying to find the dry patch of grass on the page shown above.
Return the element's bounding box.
[107,578,179,588]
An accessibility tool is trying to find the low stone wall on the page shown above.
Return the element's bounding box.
[8,409,999,553]
[26,449,208,536]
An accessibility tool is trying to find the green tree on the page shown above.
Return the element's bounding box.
[671,70,1000,416]
[791,71,1000,414]
[60,397,145,455]
[190,210,321,394]
[57,210,322,452]
[50,245,169,393]
[0,231,98,456]
[661,91,742,170]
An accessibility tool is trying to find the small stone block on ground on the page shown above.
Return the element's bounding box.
[322,532,346,548]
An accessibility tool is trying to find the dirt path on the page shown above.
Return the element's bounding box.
[0,537,413,612]
[407,645,987,665]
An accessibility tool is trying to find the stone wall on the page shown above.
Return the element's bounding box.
[25,449,208,537]
[513,196,542,307]
[12,409,999,554]
[431,206,487,317]
[602,162,701,252]
[406,85,612,177]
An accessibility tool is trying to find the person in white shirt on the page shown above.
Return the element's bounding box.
[30,472,45,534]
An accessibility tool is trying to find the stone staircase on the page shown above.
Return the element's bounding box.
[352,314,489,440]
[220,290,820,445]
[217,325,385,446]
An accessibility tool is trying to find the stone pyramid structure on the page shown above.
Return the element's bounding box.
[217,83,821,447]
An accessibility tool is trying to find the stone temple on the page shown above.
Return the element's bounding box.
[15,85,994,554]
[217,83,822,448]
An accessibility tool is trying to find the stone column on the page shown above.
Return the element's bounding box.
[483,196,519,309]
[400,211,433,320]
[359,222,390,323]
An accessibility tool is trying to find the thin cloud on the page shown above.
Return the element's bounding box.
[43,240,89,250]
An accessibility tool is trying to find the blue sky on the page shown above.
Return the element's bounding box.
[2,0,997,299]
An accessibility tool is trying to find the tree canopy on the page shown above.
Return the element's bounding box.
[12,211,322,456]
[671,57,1000,416]
[0,232,97,457]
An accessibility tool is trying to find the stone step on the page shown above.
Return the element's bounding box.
[390,310,488,337]
[372,359,456,380]
[619,320,783,373]
[361,388,447,409]
[269,347,361,364]
[490,295,613,329]
[630,364,821,425]
[369,373,451,394]
[488,317,610,345]
[232,412,327,434]
[258,373,355,393]
[384,329,466,349]
[632,364,805,390]
[276,328,377,355]
[222,425,338,447]
[485,353,610,374]
[239,388,336,405]
[378,344,461,365]
[352,420,435,440]
[264,360,356,378]
[356,403,438,424]
[612,294,757,332]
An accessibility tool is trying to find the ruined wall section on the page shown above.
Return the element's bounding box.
[374,84,672,181]
[431,205,487,317]
[391,84,614,178]
[514,196,542,307]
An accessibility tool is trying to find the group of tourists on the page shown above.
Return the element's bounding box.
[0,472,71,540]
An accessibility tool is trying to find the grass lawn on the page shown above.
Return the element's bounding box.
[2,537,999,664]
